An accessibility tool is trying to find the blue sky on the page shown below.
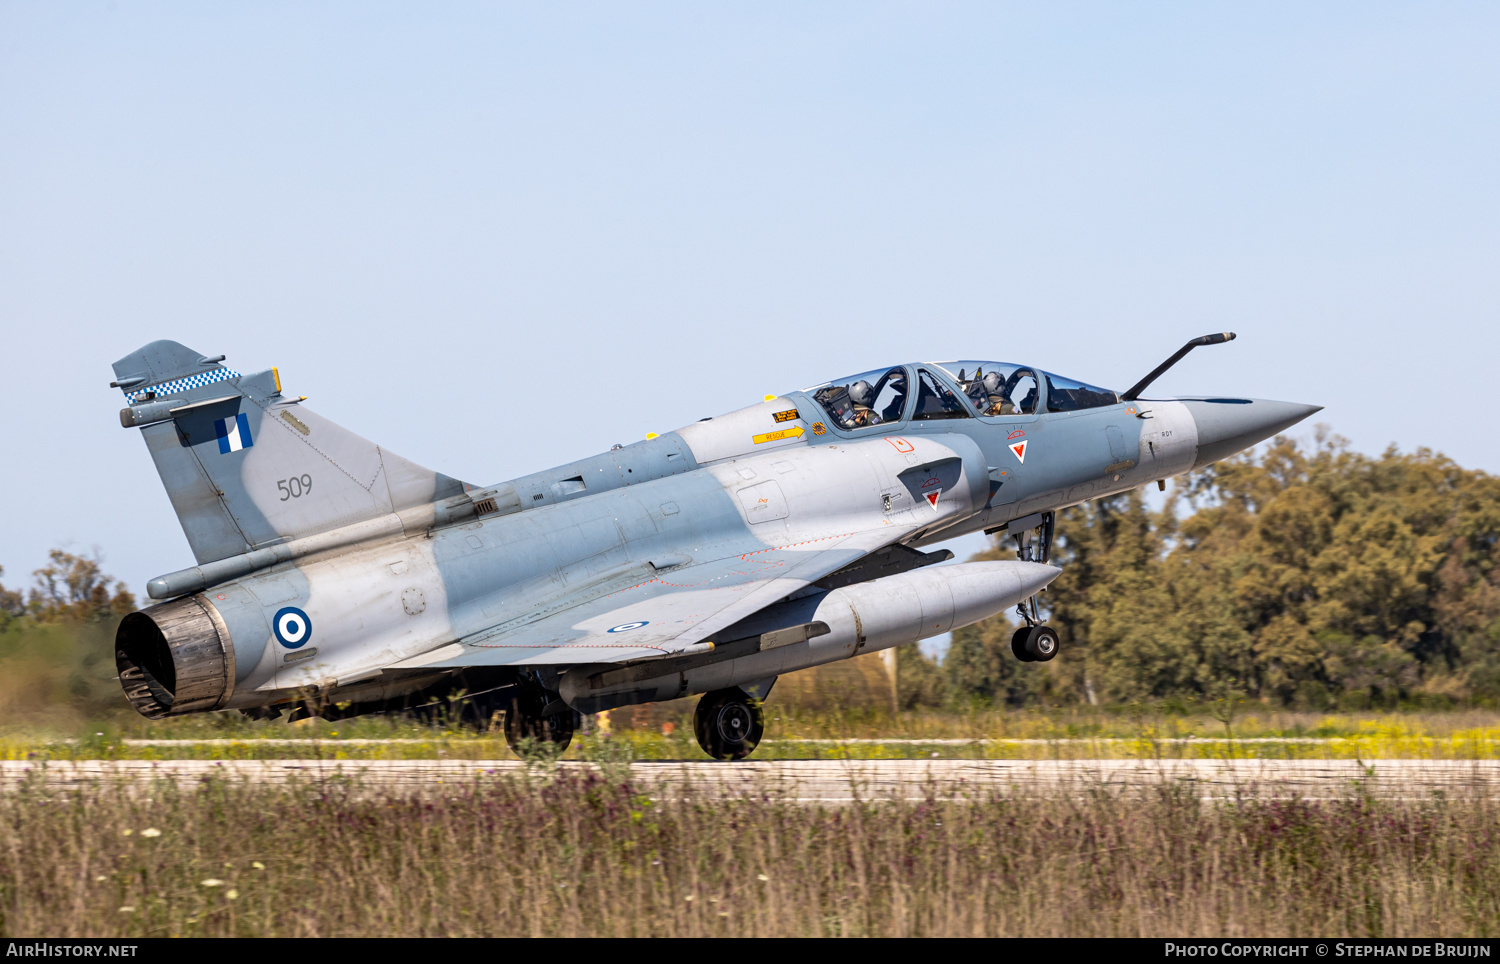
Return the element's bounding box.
[2,3,1498,631]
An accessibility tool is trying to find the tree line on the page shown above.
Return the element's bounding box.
[0,551,136,719]
[900,432,1500,710]
[0,550,136,627]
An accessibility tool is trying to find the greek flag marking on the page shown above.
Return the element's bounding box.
[215,413,253,454]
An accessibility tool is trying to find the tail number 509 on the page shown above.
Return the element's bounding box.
[278,475,314,501]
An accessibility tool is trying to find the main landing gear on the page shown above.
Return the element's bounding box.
[504,688,579,756]
[1010,510,1060,663]
[694,688,766,760]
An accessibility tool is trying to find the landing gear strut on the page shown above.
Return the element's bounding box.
[694,688,765,760]
[503,689,579,756]
[1010,510,1060,663]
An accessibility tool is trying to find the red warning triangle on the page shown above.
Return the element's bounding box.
[1009,439,1028,463]
[924,489,942,510]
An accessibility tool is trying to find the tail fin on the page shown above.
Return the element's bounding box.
[113,340,466,565]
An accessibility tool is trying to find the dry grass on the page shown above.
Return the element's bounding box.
[2,769,1499,937]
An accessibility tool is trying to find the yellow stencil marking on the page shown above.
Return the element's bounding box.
[753,427,805,444]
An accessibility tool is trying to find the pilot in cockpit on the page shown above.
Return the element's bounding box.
[980,370,1016,416]
[812,366,911,430]
[847,379,879,427]
[961,369,1016,417]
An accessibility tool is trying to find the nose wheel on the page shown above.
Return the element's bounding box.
[1011,625,1060,662]
[694,689,765,760]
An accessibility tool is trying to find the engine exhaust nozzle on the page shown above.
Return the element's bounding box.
[116,596,236,718]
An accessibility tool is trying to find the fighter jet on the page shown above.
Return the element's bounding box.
[109,334,1317,759]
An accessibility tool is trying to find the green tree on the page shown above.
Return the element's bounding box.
[0,551,137,721]
[894,645,947,709]
[0,568,25,634]
[27,549,136,622]
[941,432,1500,707]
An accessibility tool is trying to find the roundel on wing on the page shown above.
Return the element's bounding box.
[607,621,649,633]
[273,606,312,648]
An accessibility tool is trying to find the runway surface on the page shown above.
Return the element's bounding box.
[5,758,1500,800]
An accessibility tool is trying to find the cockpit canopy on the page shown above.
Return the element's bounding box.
[936,362,1119,415]
[934,362,1040,416]
[807,361,1119,429]
[809,366,909,430]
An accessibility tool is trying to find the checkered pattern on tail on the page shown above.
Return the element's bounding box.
[124,368,241,404]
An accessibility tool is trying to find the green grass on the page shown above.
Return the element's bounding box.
[4,705,1500,761]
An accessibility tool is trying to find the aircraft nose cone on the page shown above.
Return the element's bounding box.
[1182,398,1323,468]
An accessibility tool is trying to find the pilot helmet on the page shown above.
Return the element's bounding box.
[982,370,1005,396]
[848,380,875,408]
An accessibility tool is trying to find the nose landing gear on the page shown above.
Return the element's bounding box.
[1009,510,1061,663]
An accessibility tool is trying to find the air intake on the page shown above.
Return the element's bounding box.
[116,596,236,719]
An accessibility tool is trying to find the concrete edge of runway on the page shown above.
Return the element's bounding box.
[4,758,1500,801]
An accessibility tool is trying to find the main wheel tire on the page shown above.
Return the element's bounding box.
[1024,625,1060,662]
[503,698,576,756]
[693,689,765,761]
[1012,626,1036,662]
